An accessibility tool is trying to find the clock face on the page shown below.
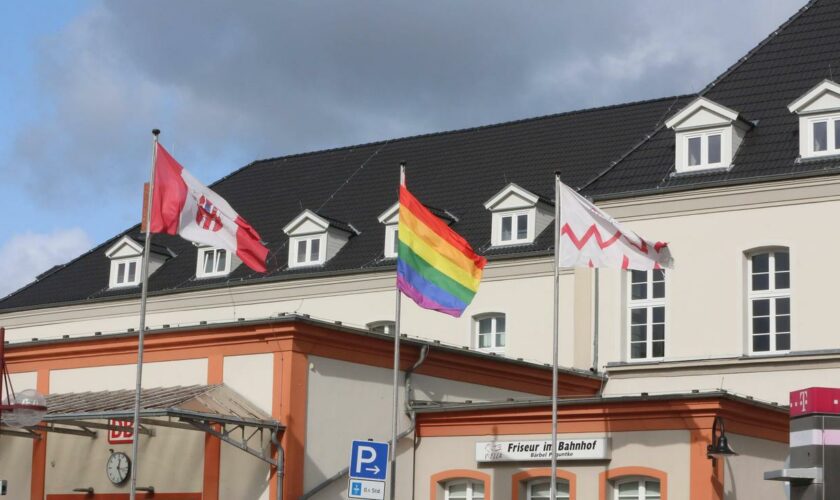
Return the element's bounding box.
[106,452,131,485]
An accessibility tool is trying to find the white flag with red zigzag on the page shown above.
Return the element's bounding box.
[558,181,672,270]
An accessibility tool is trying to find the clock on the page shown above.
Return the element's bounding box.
[106,451,131,485]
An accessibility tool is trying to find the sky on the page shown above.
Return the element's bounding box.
[0,0,806,297]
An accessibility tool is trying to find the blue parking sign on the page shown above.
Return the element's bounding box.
[349,440,389,481]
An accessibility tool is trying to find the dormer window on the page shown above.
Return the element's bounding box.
[665,97,749,173]
[283,209,356,269]
[196,246,236,278]
[788,80,840,159]
[105,235,172,289]
[483,183,553,247]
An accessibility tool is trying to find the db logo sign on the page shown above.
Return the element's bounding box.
[108,419,135,444]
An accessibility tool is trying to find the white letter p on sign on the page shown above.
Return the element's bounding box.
[355,445,376,474]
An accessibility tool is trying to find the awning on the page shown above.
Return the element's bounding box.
[0,384,283,466]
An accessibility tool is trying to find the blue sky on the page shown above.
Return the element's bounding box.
[0,0,805,296]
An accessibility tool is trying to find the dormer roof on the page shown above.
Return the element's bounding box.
[376,202,457,225]
[282,209,358,236]
[105,236,143,259]
[664,97,744,131]
[787,79,840,115]
[483,183,549,211]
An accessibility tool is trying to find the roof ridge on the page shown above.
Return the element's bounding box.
[577,0,819,193]
[247,94,692,167]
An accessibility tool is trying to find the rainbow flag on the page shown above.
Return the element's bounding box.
[397,184,487,317]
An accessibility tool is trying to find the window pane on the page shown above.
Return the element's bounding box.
[478,318,492,334]
[216,250,227,272]
[393,229,399,255]
[204,252,214,274]
[631,342,647,359]
[478,333,490,348]
[652,324,665,341]
[501,216,512,241]
[297,240,307,263]
[752,273,769,291]
[310,238,321,261]
[776,297,790,315]
[652,306,665,323]
[631,270,647,284]
[652,282,665,299]
[835,119,840,151]
[117,263,126,283]
[814,121,828,151]
[776,333,791,351]
[127,262,136,282]
[776,315,790,333]
[753,299,770,317]
[752,253,769,273]
[645,480,661,499]
[495,332,505,347]
[653,341,665,358]
[631,283,646,300]
[753,317,770,334]
[631,308,647,325]
[753,334,770,352]
[774,252,789,271]
[775,271,790,289]
[517,214,528,240]
[495,316,506,333]
[688,136,702,166]
[631,325,647,342]
[708,134,721,164]
[472,482,484,496]
[447,482,467,499]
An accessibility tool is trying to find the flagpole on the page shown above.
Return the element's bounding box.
[550,171,561,499]
[129,128,160,500]
[389,162,406,500]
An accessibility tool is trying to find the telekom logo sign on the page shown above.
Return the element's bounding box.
[108,419,134,444]
[799,390,809,412]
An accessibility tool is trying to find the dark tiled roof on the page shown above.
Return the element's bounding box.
[584,0,840,197]
[4,0,839,311]
[0,96,683,310]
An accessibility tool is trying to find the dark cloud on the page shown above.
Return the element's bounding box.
[6,0,805,206]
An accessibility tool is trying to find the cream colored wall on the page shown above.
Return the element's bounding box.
[219,353,274,500]
[303,355,542,498]
[50,358,207,393]
[0,436,32,500]
[723,433,787,500]
[414,430,690,500]
[45,426,204,496]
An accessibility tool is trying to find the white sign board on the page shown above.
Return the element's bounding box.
[348,478,385,500]
[475,438,610,462]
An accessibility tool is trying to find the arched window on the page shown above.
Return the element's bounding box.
[747,248,790,353]
[445,479,485,500]
[527,478,570,499]
[615,477,661,500]
[473,313,506,352]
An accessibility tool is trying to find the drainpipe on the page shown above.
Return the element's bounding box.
[299,345,430,499]
[271,431,285,500]
[404,345,429,500]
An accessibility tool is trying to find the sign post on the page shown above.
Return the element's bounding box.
[348,440,389,500]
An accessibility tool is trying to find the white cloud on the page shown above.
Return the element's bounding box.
[0,228,92,297]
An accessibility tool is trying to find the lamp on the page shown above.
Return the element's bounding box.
[707,416,737,459]
[0,328,48,429]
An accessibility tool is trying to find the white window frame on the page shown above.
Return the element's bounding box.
[367,321,395,334]
[805,114,840,157]
[683,129,724,170]
[444,479,485,500]
[493,209,533,246]
[384,224,399,259]
[289,235,326,268]
[526,478,571,500]
[747,249,791,354]
[627,270,666,361]
[473,313,506,353]
[109,257,141,288]
[196,247,231,278]
[614,477,661,500]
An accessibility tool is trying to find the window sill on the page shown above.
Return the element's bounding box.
[607,349,840,373]
[671,164,733,177]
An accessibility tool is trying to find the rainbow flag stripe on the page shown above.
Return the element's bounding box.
[397,184,487,317]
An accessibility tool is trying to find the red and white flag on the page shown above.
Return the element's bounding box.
[559,181,672,270]
[150,143,269,273]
